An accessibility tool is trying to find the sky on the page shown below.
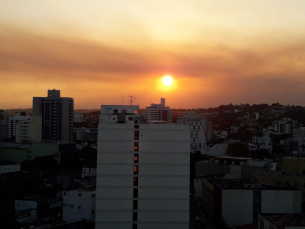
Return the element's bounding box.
[1,0,305,109]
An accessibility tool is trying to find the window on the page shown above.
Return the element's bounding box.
[133,212,138,221]
[133,188,138,198]
[122,109,127,113]
[129,117,134,121]
[134,142,139,151]
[134,131,139,140]
[113,109,118,114]
[133,200,138,210]
[134,120,139,124]
[134,165,139,175]
[78,206,81,209]
[134,110,139,114]
[134,177,138,186]
[134,125,139,129]
[91,210,95,214]
[133,224,137,229]
[113,118,116,120]
[134,154,139,163]
[92,194,95,198]
[79,193,81,197]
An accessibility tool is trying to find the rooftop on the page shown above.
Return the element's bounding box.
[204,175,297,191]
[260,213,305,227]
[0,142,31,149]
[0,160,19,166]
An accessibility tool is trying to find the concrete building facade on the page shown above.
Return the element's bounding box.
[0,160,20,174]
[33,89,74,142]
[15,114,42,143]
[63,189,96,223]
[177,110,206,154]
[249,129,273,152]
[201,176,302,227]
[96,105,190,229]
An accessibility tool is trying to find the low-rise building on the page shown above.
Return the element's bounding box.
[258,213,305,229]
[74,111,84,123]
[249,129,273,152]
[255,157,305,203]
[202,175,302,227]
[0,160,20,174]
[15,198,38,223]
[0,142,76,163]
[196,156,275,179]
[62,189,96,223]
[82,165,96,178]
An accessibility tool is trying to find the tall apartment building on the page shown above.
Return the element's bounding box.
[177,111,206,154]
[33,89,74,142]
[146,98,173,123]
[0,109,5,141]
[96,105,190,229]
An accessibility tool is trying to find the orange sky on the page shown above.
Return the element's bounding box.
[1,1,305,109]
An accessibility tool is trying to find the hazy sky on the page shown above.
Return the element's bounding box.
[1,1,305,109]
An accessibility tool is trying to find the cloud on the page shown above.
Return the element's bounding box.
[1,26,305,108]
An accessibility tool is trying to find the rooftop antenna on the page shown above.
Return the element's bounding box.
[129,95,136,106]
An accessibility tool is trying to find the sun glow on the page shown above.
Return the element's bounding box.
[162,75,173,86]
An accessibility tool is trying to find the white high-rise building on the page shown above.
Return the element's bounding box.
[146,98,173,123]
[33,89,74,142]
[177,111,206,154]
[96,105,190,229]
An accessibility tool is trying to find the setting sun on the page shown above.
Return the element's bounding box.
[162,75,173,86]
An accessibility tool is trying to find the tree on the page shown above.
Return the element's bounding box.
[250,149,270,160]
[226,142,249,157]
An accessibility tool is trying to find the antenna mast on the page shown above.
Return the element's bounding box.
[129,95,136,106]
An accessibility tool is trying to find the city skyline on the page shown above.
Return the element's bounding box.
[1,1,305,109]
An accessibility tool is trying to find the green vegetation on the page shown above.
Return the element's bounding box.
[226,142,249,157]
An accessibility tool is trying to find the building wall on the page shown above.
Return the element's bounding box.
[194,178,202,199]
[256,172,305,202]
[205,142,228,156]
[0,163,20,174]
[0,147,28,163]
[261,190,302,213]
[63,190,96,223]
[282,157,305,175]
[16,114,42,143]
[15,199,38,223]
[222,189,253,227]
[33,89,73,142]
[177,111,206,154]
[96,106,189,229]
